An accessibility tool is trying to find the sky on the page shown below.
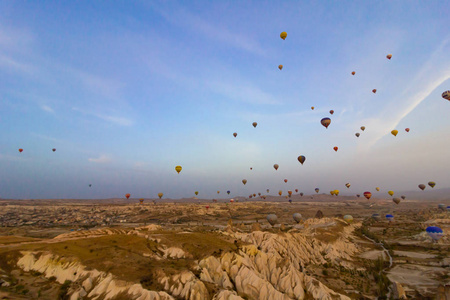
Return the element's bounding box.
[1,1,449,200]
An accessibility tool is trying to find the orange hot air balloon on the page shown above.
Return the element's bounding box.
[329,110,334,115]
[311,106,314,110]
[361,126,365,131]
[217,191,220,194]
[280,32,287,40]
[242,179,247,185]
[253,193,256,197]
[233,132,237,137]
[330,190,335,195]
[386,54,392,60]
[288,190,292,196]
[278,190,282,196]
[295,189,298,193]
[158,192,163,199]
[442,91,450,100]
[19,148,23,153]
[230,199,234,203]
[372,89,377,93]
[321,118,331,128]
[175,165,182,174]
[405,128,410,132]
[391,130,398,136]
[125,193,130,199]
[252,122,257,128]
[363,191,372,200]
[139,198,144,204]
[284,179,288,183]
[273,164,279,170]
[278,65,283,70]
[333,146,338,152]
[351,71,355,75]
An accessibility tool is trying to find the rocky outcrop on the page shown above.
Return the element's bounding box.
[392,281,407,299]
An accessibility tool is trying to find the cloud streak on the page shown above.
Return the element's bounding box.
[72,107,134,126]
[88,154,112,164]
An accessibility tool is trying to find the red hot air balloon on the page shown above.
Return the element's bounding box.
[363,191,372,200]
[125,193,131,199]
[333,146,338,152]
[372,89,377,93]
[284,179,288,183]
[405,128,410,132]
[233,132,237,137]
[295,189,298,193]
[52,148,56,152]
[273,164,279,170]
[351,71,355,75]
[329,110,334,115]
[19,148,23,153]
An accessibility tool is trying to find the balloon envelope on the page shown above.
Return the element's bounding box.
[175,165,182,174]
[252,122,257,128]
[391,130,398,136]
[401,195,406,200]
[52,148,56,152]
[315,188,319,193]
[442,90,450,100]
[333,146,338,152]
[386,54,392,59]
[361,126,365,131]
[242,179,247,185]
[329,110,334,115]
[418,184,426,190]
[267,214,278,226]
[158,193,163,199]
[278,190,282,196]
[343,215,353,224]
[405,128,410,132]
[321,118,331,128]
[386,214,394,221]
[428,181,436,188]
[388,191,394,196]
[273,164,279,170]
[372,89,377,93]
[195,191,199,195]
[227,190,231,194]
[284,179,288,183]
[293,213,302,223]
[363,192,372,200]
[298,155,306,165]
[351,71,355,75]
[376,187,380,191]
[280,32,287,40]
[278,65,283,70]
[19,148,23,153]
[426,226,443,241]
[393,198,401,205]
[355,133,360,137]
[125,193,130,199]
[233,132,237,137]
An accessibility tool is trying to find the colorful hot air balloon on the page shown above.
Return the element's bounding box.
[442,91,450,101]
[391,130,398,136]
[333,146,338,152]
[267,214,278,226]
[418,184,426,190]
[288,190,292,196]
[428,181,436,188]
[175,165,182,174]
[355,133,360,137]
[315,188,319,193]
[363,191,372,200]
[195,191,199,195]
[278,65,283,70]
[386,54,392,60]
[258,192,261,196]
[295,189,298,193]
[227,190,231,195]
[242,179,247,185]
[252,122,257,128]
[343,215,353,224]
[393,198,401,205]
[372,89,377,93]
[329,110,334,115]
[376,187,380,191]
[278,190,282,196]
[125,193,130,199]
[230,199,234,203]
[273,164,279,170]
[386,214,394,221]
[311,106,314,110]
[405,128,410,132]
[351,71,355,75]
[158,192,163,199]
[280,32,287,40]
[297,155,306,165]
[284,179,288,183]
[19,148,23,153]
[52,148,56,152]
[293,213,302,223]
[345,183,351,188]
[321,118,331,129]
[426,226,444,241]
[139,199,144,205]
[388,191,394,196]
[401,195,405,200]
[233,132,237,137]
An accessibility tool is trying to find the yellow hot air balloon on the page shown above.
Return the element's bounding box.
[242,179,247,185]
[280,31,287,40]
[158,192,163,199]
[311,106,314,110]
[391,130,398,136]
[428,181,436,188]
[278,64,283,70]
[175,165,182,174]
[386,54,392,60]
[330,190,335,195]
[388,191,394,196]
[195,191,199,195]
[217,191,220,194]
[376,187,380,191]
[278,190,282,196]
[334,190,339,196]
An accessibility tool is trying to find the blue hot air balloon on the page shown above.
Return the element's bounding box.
[426,226,444,242]
[227,190,231,195]
[289,199,292,204]
[447,206,450,212]
[386,214,394,221]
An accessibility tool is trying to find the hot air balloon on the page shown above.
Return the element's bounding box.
[447,206,450,212]
[52,148,56,152]
[311,106,314,110]
[355,133,360,137]
[278,190,282,196]
[233,132,237,137]
[297,155,306,165]
[401,195,405,200]
[391,130,398,136]
[300,192,304,196]
[386,54,392,60]
[386,214,394,221]
[278,65,283,70]
[418,184,426,190]
[428,181,436,188]
[19,148,23,153]
[284,179,288,183]
[125,193,131,199]
[329,110,334,115]
[195,191,199,196]
[330,191,335,196]
[345,183,351,188]
[361,126,365,131]
[321,118,331,129]
[217,191,220,194]
[295,189,298,193]
[343,215,353,224]
[351,71,355,75]
[252,122,257,128]
[442,91,450,100]
[372,214,381,221]
[230,199,234,203]
[280,32,287,40]
[363,191,372,200]
[242,179,247,185]
[388,191,394,196]
[356,194,360,197]
[333,146,338,152]
[258,192,261,196]
[334,190,339,196]
[249,195,252,198]
[376,187,380,191]
[405,128,410,132]
[205,205,210,210]
[273,164,279,170]
[267,214,278,226]
[158,193,163,199]
[288,199,292,203]
[314,188,319,193]
[372,89,377,93]
[227,190,231,195]
[438,204,446,210]
[267,189,270,193]
[175,165,182,174]
[139,199,144,205]
[426,226,444,242]
[89,184,92,187]
[288,190,292,196]
[253,193,256,197]
[250,167,252,170]
[293,213,302,223]
[393,198,401,205]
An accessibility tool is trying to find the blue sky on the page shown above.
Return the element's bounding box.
[1,1,449,199]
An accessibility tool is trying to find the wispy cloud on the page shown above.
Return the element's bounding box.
[72,107,134,126]
[0,53,35,74]
[31,133,62,143]
[40,105,54,113]
[88,154,112,164]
